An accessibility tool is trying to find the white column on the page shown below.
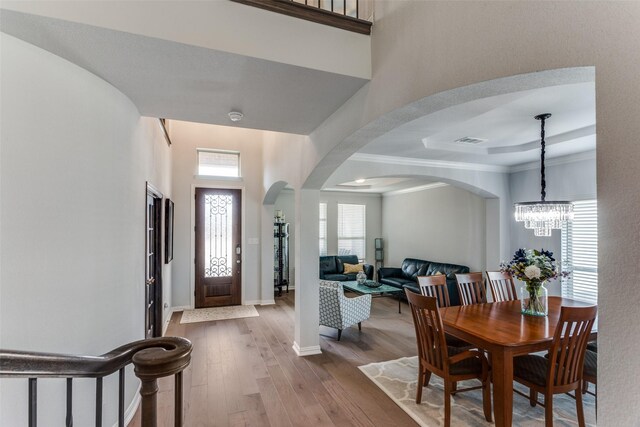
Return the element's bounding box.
[293,188,321,356]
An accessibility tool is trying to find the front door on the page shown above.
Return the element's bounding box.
[195,188,242,308]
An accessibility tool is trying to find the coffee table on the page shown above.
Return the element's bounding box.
[342,280,404,313]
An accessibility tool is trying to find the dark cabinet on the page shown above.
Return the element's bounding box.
[274,221,289,296]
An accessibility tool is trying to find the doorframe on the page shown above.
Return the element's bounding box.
[145,182,163,338]
[190,182,246,309]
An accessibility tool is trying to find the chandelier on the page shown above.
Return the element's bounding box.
[514,113,574,236]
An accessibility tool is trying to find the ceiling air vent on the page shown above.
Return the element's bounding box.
[454,136,486,144]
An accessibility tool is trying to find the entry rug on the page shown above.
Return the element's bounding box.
[358,356,595,427]
[180,305,259,324]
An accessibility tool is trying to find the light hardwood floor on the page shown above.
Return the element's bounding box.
[130,291,420,426]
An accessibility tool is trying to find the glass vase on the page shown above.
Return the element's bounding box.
[356,270,367,285]
[521,282,548,316]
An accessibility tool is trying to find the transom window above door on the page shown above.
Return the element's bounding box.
[197,149,240,177]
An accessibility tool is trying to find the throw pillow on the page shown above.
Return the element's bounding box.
[434,271,444,275]
[343,263,364,274]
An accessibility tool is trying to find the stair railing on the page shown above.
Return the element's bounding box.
[0,336,192,427]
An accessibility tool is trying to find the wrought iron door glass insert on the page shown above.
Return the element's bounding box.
[204,194,233,277]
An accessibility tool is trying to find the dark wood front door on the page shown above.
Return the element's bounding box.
[195,188,242,308]
[145,184,163,338]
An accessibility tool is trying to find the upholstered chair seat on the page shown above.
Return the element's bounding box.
[319,280,371,341]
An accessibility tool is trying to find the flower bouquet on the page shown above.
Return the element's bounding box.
[501,249,568,316]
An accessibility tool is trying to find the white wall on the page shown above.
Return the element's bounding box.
[319,191,382,266]
[298,2,640,421]
[0,34,172,426]
[382,185,486,271]
[510,152,597,296]
[1,0,371,79]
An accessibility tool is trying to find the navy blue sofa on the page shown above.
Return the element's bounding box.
[319,255,374,282]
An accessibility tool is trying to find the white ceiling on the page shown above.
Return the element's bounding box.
[0,9,368,135]
[2,9,596,195]
[359,82,596,166]
[328,82,596,193]
[324,176,440,194]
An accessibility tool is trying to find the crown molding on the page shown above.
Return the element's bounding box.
[509,150,596,173]
[349,153,510,173]
[383,182,449,196]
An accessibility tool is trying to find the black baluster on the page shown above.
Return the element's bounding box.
[118,368,125,427]
[28,378,37,427]
[66,378,73,427]
[96,377,103,427]
[175,372,183,427]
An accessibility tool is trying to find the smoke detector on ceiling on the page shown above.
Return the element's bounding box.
[228,111,243,122]
[454,136,486,144]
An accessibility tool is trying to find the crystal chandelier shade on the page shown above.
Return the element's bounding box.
[514,114,574,236]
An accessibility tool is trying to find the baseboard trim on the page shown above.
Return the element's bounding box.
[293,342,322,356]
[163,306,190,335]
[113,383,141,427]
[244,299,277,306]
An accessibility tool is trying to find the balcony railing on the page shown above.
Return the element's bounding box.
[231,0,373,34]
[0,337,192,427]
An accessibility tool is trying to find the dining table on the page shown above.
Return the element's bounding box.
[439,296,597,427]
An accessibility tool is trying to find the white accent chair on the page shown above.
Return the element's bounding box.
[319,280,372,341]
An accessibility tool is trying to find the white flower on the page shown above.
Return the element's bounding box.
[524,265,541,280]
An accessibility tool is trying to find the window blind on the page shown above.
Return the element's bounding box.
[337,203,366,261]
[561,200,598,304]
[319,203,327,256]
[197,150,240,177]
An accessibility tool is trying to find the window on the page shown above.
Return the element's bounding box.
[197,150,240,177]
[319,203,327,256]
[337,203,366,260]
[561,200,598,304]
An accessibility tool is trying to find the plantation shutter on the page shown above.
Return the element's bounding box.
[337,204,366,261]
[319,203,327,256]
[561,200,598,304]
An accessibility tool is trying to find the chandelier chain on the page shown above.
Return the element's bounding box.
[540,115,546,202]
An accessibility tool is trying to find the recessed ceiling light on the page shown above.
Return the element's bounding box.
[228,111,243,122]
[454,136,486,144]
[355,178,366,184]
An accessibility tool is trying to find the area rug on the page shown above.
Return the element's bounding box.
[358,356,595,426]
[180,305,259,324]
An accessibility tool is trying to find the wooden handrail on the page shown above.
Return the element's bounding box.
[0,337,192,427]
[230,0,373,35]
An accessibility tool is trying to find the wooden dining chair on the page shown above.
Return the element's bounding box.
[416,275,470,348]
[405,289,492,427]
[513,305,597,427]
[486,271,518,302]
[582,342,597,403]
[417,274,451,307]
[455,272,487,305]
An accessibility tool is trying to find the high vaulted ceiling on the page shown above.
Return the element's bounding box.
[0,9,369,135]
[2,6,596,196]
